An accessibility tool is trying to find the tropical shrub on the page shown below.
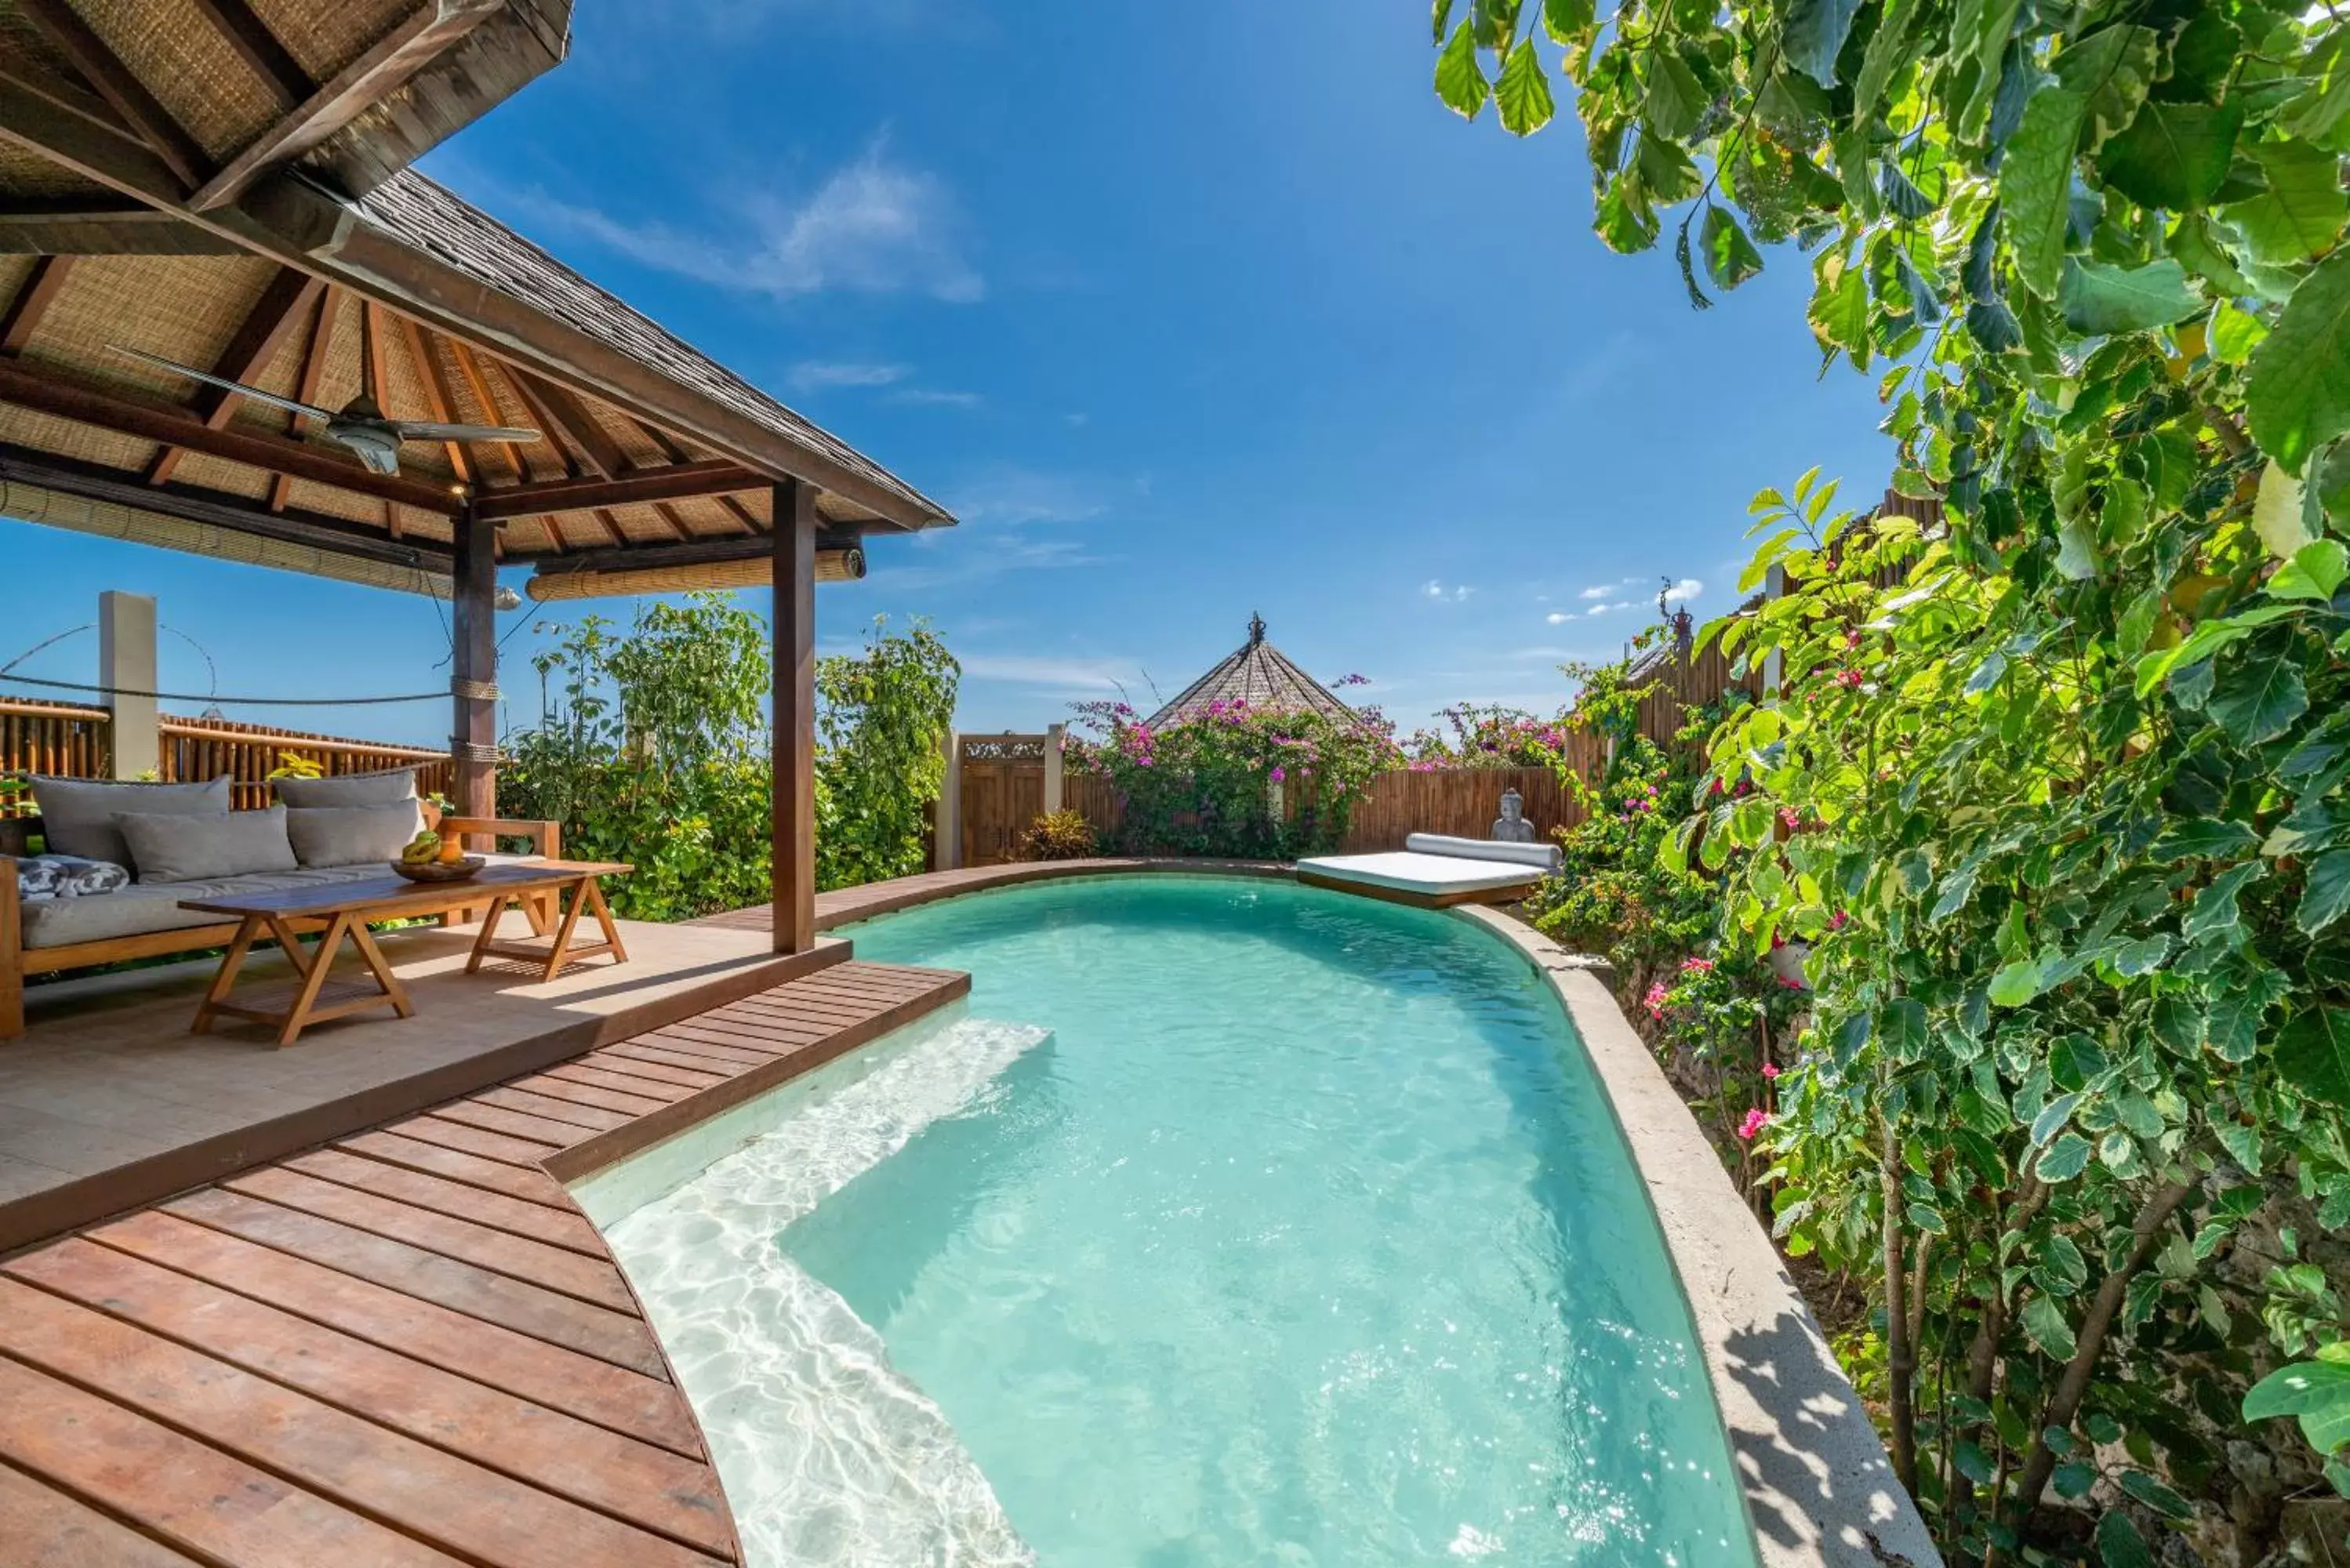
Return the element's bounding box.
[1015,809,1096,862]
[1401,703,1578,768]
[1068,698,1400,858]
[501,598,956,919]
[1430,0,2350,1554]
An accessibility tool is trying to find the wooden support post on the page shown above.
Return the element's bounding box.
[1043,724,1065,815]
[935,731,962,871]
[772,479,816,953]
[451,503,497,833]
[99,590,158,780]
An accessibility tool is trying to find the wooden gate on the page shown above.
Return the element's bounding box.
[959,734,1048,866]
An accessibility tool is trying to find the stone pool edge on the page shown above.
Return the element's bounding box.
[1454,906,1945,1568]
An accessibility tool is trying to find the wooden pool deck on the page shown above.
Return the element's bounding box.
[0,956,968,1567]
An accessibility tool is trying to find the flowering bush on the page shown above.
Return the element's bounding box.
[1641,947,1811,1199]
[1400,703,1577,768]
[1067,697,1399,858]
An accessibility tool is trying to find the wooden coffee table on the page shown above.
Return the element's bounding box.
[180,859,634,1047]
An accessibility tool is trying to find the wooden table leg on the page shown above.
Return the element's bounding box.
[539,878,592,982]
[582,876,628,965]
[346,920,415,1020]
[277,913,351,1047]
[465,895,514,975]
[191,915,263,1035]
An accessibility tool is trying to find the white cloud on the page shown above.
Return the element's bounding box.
[891,387,983,408]
[949,464,1110,525]
[958,654,1141,692]
[489,135,982,302]
[787,360,906,393]
[1423,579,1474,603]
[1545,611,1571,625]
[1663,577,1704,604]
[1586,601,1634,616]
[1577,584,1617,600]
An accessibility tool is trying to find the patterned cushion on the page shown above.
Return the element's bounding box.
[14,854,133,901]
[25,775,230,867]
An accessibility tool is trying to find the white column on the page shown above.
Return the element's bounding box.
[1043,723,1065,816]
[99,590,158,781]
[935,731,963,870]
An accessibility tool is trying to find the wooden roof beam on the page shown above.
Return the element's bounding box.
[391,313,470,484]
[270,285,337,513]
[147,265,325,486]
[0,356,458,513]
[469,459,768,521]
[12,0,206,191]
[506,366,627,477]
[0,202,242,256]
[512,531,866,571]
[184,0,314,109]
[0,256,74,356]
[188,0,504,213]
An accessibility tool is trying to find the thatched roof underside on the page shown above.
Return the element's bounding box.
[1146,615,1360,728]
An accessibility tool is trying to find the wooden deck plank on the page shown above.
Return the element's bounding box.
[0,1458,202,1566]
[160,1189,669,1377]
[575,1052,729,1091]
[89,1213,703,1456]
[218,1168,635,1312]
[282,1149,608,1255]
[647,1019,812,1054]
[428,1099,593,1148]
[594,1040,758,1077]
[471,1086,634,1131]
[0,1278,722,1568]
[386,1114,568,1167]
[333,1131,576,1209]
[5,1241,736,1559]
[519,1069,683,1111]
[0,1354,459,1567]
[616,1033,780,1070]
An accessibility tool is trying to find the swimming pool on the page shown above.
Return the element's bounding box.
[590,874,1756,1566]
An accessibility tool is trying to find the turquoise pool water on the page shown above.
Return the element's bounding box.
[775,874,1755,1566]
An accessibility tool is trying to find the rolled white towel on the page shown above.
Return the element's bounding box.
[1403,833,1562,873]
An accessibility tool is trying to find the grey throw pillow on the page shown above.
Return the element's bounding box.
[118,806,298,884]
[274,768,420,809]
[285,800,423,868]
[27,775,231,866]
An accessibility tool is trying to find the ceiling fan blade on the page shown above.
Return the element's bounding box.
[110,346,337,423]
[390,422,543,445]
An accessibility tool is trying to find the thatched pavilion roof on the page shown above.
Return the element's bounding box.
[0,0,953,598]
[1145,614,1360,728]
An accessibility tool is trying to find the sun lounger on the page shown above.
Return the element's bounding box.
[1294,834,1560,909]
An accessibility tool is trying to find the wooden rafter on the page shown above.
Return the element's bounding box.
[0,355,456,513]
[270,284,337,513]
[392,313,471,484]
[0,256,74,356]
[361,300,390,405]
[506,366,627,477]
[467,459,767,521]
[12,0,207,191]
[147,265,325,486]
[444,338,525,485]
[187,0,504,212]
[184,0,314,108]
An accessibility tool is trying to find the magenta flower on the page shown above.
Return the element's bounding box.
[1777,973,1807,991]
[1760,1062,1780,1080]
[1829,910,1849,931]
[1680,956,1713,974]
[1737,1108,1771,1142]
[1644,981,1669,1019]
[1269,766,1286,782]
[1836,668,1865,689]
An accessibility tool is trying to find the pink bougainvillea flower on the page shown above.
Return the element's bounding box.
[1269,766,1286,782]
[1777,973,1807,991]
[1829,910,1849,931]
[1738,1108,1771,1141]
[1680,956,1713,974]
[1760,1062,1780,1080]
[1643,981,1669,1019]
[1844,627,1863,650]
[1836,668,1865,688]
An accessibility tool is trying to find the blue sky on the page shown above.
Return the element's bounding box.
[2,0,1893,747]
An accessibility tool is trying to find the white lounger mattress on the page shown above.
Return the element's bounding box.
[1294,850,1545,897]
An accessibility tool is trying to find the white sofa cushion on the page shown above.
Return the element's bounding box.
[19,863,393,949]
[26,775,229,867]
[119,805,299,884]
[273,767,420,808]
[286,801,423,868]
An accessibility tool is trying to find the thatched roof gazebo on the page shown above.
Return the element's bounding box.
[1146,614,1358,728]
[0,0,955,956]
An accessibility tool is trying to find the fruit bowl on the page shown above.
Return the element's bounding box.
[390,855,485,883]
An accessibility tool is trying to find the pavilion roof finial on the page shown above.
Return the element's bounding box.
[1248,611,1266,647]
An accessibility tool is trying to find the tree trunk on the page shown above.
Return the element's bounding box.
[1881,1111,1918,1494]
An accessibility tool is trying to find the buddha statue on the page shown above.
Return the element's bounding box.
[1491,788,1537,844]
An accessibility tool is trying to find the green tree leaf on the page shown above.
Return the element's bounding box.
[2207,648,2308,745]
[2223,140,2350,266]
[1849,0,1917,129]
[2151,818,2260,861]
[2024,1292,2079,1357]
[2054,24,2160,151]
[1436,20,1491,119]
[1541,0,1593,43]
[2254,460,2315,557]
[2272,538,2349,600]
[2094,1504,2156,1567]
[1495,37,1556,135]
[1702,205,1764,289]
[1644,49,1707,140]
[2244,1358,2350,1456]
[2298,849,2350,935]
[2036,1131,2094,1181]
[1434,0,1458,43]
[2184,861,2270,940]
[2249,252,2350,477]
[2094,101,2242,210]
[2276,1006,2350,1107]
[1780,0,1863,87]
[1990,956,2047,1006]
[1951,0,2025,136]
[2002,89,2087,298]
[2058,258,2204,334]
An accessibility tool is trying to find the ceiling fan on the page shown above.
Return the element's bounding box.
[113,308,539,478]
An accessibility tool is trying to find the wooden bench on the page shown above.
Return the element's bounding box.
[2,814,560,1041]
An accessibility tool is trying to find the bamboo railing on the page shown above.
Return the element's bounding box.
[2,699,452,814]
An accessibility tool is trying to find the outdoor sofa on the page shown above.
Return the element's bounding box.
[2,768,556,1040]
